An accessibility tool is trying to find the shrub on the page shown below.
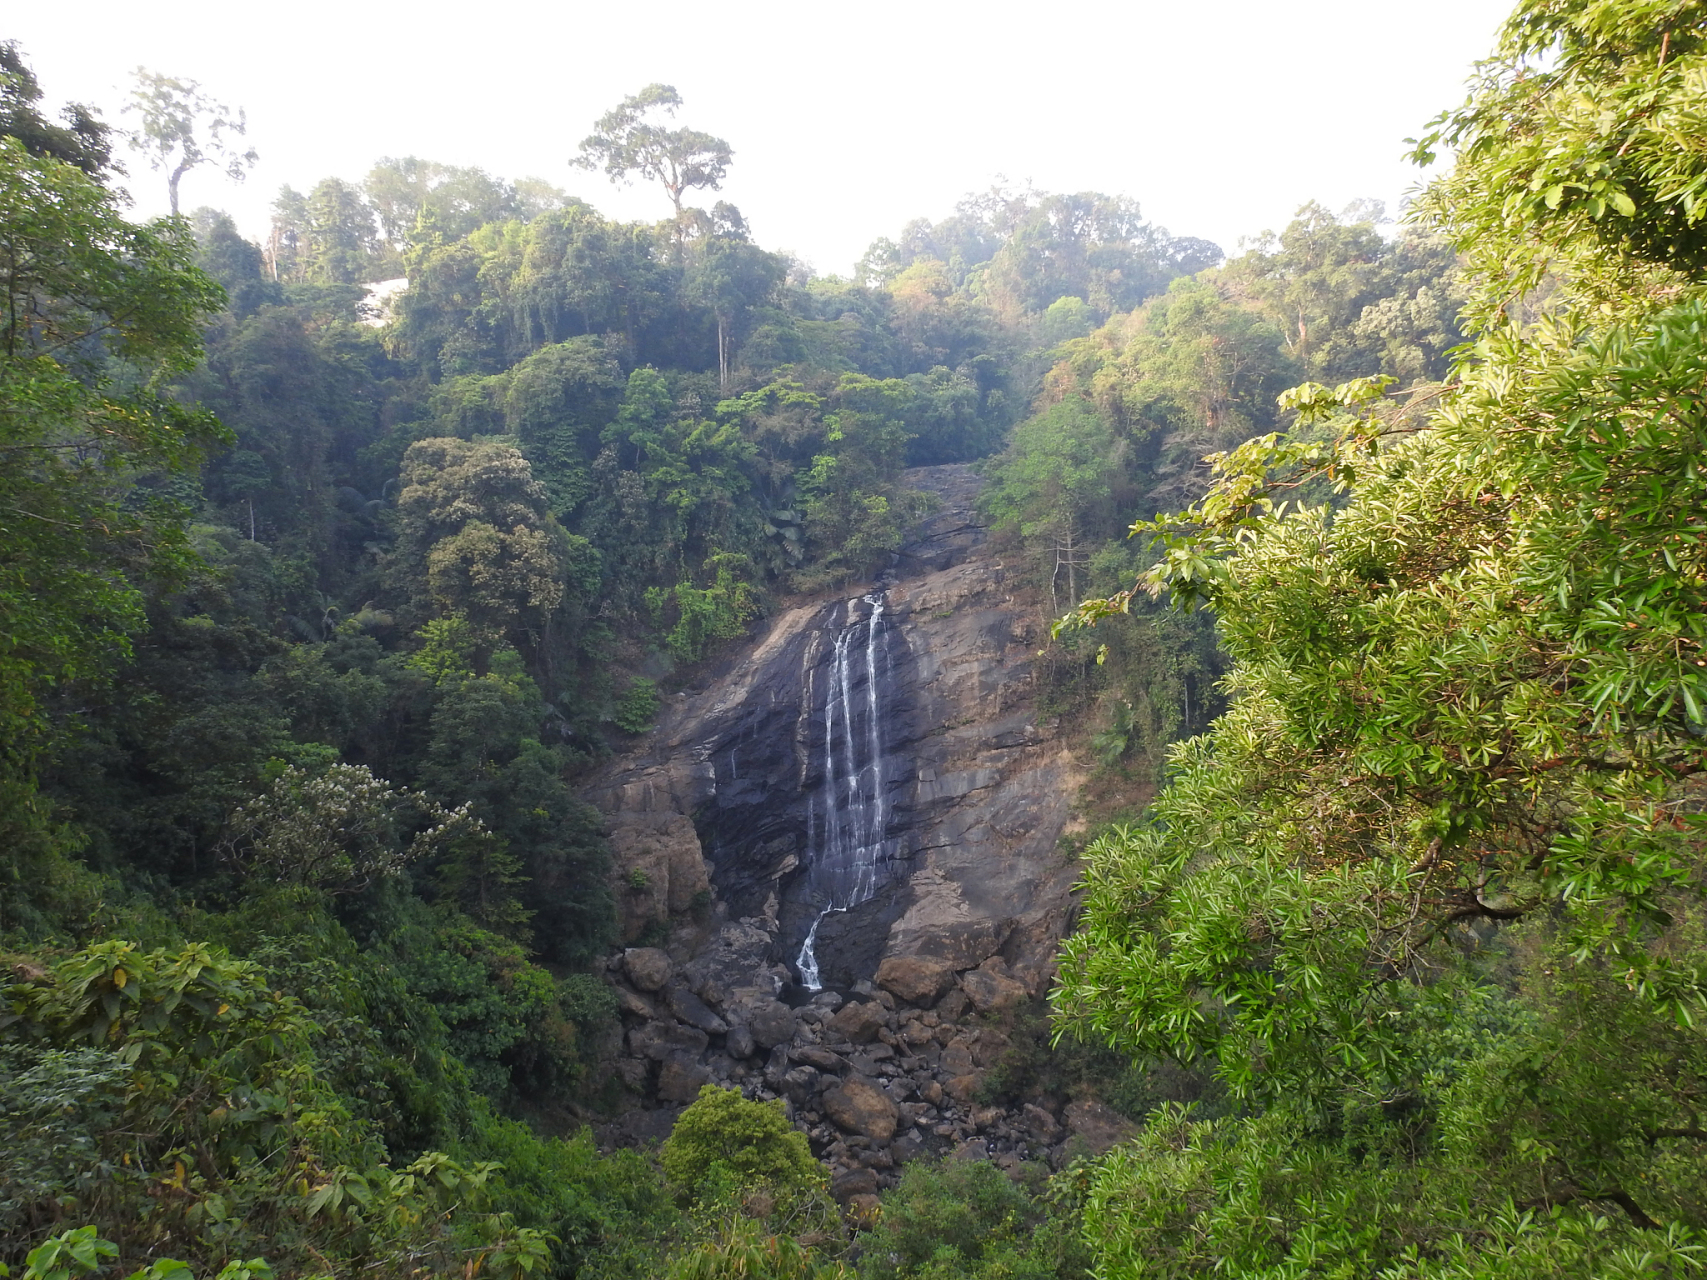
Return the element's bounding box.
[855,1158,1089,1280]
[661,1087,822,1204]
[614,678,660,734]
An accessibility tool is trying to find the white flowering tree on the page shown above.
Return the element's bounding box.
[225,764,485,895]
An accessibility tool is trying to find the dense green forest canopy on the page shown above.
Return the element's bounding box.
[4,1,1706,1274]
[1051,2,1707,1274]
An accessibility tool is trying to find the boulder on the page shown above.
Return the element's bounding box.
[747,999,798,1049]
[1022,1103,1062,1143]
[848,1045,893,1076]
[829,999,888,1044]
[681,920,780,999]
[945,1073,983,1104]
[783,1066,821,1105]
[939,1041,976,1075]
[629,1020,710,1062]
[822,1077,900,1141]
[859,1146,896,1170]
[704,1051,738,1081]
[793,1045,847,1072]
[614,984,656,1019]
[885,887,1016,974]
[902,1021,936,1047]
[876,955,957,1006]
[960,966,1027,1015]
[891,1129,927,1164]
[623,948,673,993]
[665,984,730,1035]
[725,1023,756,1059]
[845,1192,884,1223]
[935,989,970,1021]
[1063,1099,1137,1154]
[969,1028,1011,1068]
[830,1166,881,1201]
[657,1054,712,1103]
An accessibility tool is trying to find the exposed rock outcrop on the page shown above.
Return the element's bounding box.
[607,814,713,943]
[586,464,1083,991]
[586,465,1105,1190]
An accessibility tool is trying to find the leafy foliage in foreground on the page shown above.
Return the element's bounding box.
[1054,1,1707,1274]
[854,1158,1089,1280]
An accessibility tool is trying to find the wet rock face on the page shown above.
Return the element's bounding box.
[586,464,1084,992]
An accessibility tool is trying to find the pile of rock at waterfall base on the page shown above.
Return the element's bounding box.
[594,921,1134,1204]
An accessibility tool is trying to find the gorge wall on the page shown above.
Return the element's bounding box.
[583,465,1108,1183]
[586,464,1084,995]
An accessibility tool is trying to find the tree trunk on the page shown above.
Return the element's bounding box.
[1050,510,1089,611]
[168,158,193,216]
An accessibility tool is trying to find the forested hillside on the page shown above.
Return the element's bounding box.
[4,0,1706,1274]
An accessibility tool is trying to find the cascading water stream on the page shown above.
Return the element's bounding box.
[796,592,889,990]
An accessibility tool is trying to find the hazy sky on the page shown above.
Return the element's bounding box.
[12,0,1511,274]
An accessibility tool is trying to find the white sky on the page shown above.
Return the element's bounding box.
[11,0,1510,276]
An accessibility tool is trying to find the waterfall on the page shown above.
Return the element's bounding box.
[796,591,890,989]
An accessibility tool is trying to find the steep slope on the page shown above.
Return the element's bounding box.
[586,464,1083,994]
[583,464,1103,1183]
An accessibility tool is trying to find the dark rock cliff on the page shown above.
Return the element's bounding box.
[585,464,1084,994]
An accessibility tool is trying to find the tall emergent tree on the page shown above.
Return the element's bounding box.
[573,83,732,220]
[1054,1,1707,1274]
[123,69,257,214]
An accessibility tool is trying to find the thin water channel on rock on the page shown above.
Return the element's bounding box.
[796,591,893,988]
